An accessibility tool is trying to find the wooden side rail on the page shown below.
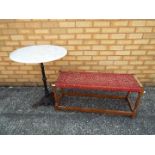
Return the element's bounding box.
[63,91,126,99]
[56,105,133,117]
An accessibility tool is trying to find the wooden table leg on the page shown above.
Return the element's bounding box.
[131,92,143,118]
[53,87,63,110]
[126,91,143,118]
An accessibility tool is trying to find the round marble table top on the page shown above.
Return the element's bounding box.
[9,45,67,64]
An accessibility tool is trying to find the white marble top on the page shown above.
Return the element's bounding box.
[9,45,67,64]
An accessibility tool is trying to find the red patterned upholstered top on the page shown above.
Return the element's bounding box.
[56,71,143,92]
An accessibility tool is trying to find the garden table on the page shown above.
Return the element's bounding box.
[9,45,67,107]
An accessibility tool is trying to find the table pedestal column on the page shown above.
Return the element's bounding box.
[41,63,50,96]
[32,63,55,108]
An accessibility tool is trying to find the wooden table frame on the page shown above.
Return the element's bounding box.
[52,73,144,118]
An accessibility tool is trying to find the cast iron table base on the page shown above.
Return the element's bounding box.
[32,63,55,108]
[32,93,55,108]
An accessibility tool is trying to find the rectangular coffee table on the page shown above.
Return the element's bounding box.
[53,71,144,118]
